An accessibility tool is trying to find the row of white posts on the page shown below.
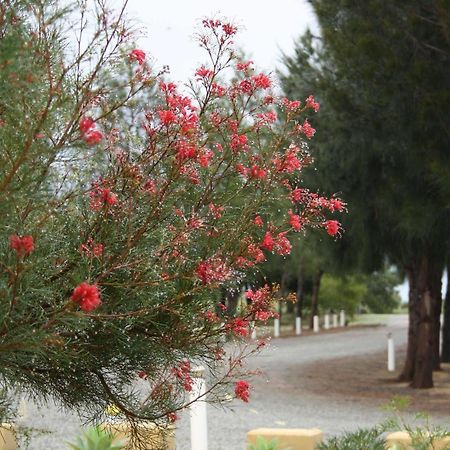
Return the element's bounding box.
[270,310,346,339]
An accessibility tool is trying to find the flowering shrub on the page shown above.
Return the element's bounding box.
[0,0,343,434]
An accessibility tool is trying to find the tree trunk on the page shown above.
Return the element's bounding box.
[398,266,420,382]
[412,288,434,388]
[441,270,450,362]
[309,269,323,329]
[399,254,440,388]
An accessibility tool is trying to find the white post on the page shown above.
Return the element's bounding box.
[324,314,330,330]
[274,318,280,338]
[340,310,346,327]
[250,321,257,340]
[190,366,208,450]
[332,314,338,328]
[387,333,395,372]
[295,317,302,336]
[313,315,319,332]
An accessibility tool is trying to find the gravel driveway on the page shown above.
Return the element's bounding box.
[18,315,450,449]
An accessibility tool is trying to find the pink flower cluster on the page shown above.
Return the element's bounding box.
[171,360,193,392]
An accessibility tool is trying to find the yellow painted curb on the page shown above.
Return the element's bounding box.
[0,424,17,450]
[247,428,323,450]
[385,431,450,450]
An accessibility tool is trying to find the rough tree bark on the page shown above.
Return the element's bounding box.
[309,269,323,329]
[399,255,442,388]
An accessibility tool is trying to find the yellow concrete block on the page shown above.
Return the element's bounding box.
[102,422,175,450]
[0,424,17,450]
[247,428,323,450]
[385,431,450,450]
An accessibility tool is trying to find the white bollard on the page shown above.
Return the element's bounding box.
[324,314,330,330]
[340,310,345,327]
[295,317,302,336]
[250,321,257,340]
[387,333,395,372]
[190,366,208,450]
[313,315,319,332]
[332,314,338,328]
[274,318,280,338]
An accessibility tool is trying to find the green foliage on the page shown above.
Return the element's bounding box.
[319,274,366,315]
[67,427,126,450]
[248,436,287,450]
[361,270,401,314]
[383,396,450,450]
[315,428,385,450]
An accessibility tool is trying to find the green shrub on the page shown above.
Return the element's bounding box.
[315,428,385,450]
[248,436,288,450]
[67,427,126,450]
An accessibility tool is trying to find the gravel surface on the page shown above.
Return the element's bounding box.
[17,315,450,449]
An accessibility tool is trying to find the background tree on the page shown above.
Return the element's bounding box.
[281,0,450,388]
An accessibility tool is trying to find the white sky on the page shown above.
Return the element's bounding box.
[123,0,318,83]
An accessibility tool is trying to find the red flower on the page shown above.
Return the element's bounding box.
[167,412,178,423]
[288,210,302,231]
[261,232,274,251]
[325,220,340,236]
[235,380,250,402]
[129,49,146,65]
[225,317,249,337]
[89,187,118,210]
[298,119,316,139]
[253,216,263,227]
[329,198,344,212]
[79,116,95,134]
[9,234,34,256]
[252,73,271,89]
[137,371,148,380]
[84,130,103,145]
[71,283,101,312]
[230,134,248,152]
[290,188,303,203]
[158,110,177,126]
[274,232,292,256]
[195,66,214,79]
[305,95,320,112]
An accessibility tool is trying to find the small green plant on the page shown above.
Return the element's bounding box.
[67,426,126,450]
[315,428,386,450]
[248,436,288,450]
[383,396,450,450]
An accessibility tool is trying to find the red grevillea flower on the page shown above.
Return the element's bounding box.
[235,380,250,402]
[129,49,146,65]
[84,130,103,146]
[305,95,320,112]
[288,210,302,231]
[71,282,101,312]
[325,220,340,236]
[9,234,34,256]
[225,317,249,337]
[261,231,274,251]
[298,119,316,139]
[89,187,118,210]
[79,116,95,134]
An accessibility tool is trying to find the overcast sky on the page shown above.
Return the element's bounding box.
[123,0,318,83]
